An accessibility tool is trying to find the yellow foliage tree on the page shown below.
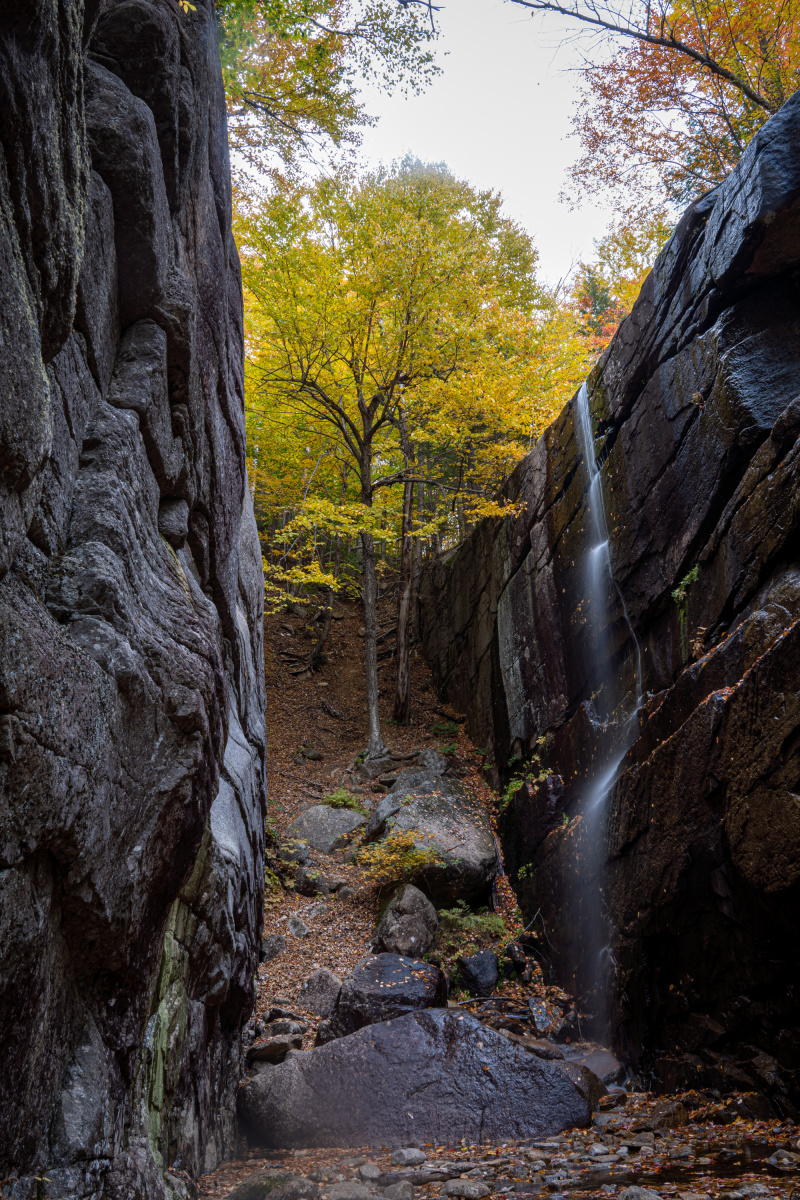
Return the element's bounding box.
[238,159,588,756]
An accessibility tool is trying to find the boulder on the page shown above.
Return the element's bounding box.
[329,953,447,1039]
[384,786,498,904]
[285,806,366,854]
[279,839,312,866]
[383,1184,414,1200]
[299,968,343,1019]
[239,1009,590,1148]
[440,1185,490,1200]
[261,934,287,963]
[326,1185,373,1200]
[457,950,499,997]
[228,1171,320,1200]
[295,867,331,897]
[391,1149,427,1167]
[372,884,438,957]
[415,749,449,775]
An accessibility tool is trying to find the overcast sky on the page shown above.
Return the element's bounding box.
[356,0,615,285]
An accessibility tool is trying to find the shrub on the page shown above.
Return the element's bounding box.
[432,901,509,976]
[357,829,444,887]
[323,788,367,815]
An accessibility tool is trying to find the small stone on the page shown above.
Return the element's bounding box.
[337,886,356,900]
[358,1163,382,1181]
[440,1183,490,1200]
[383,1184,414,1200]
[391,1149,427,1167]
[589,1144,609,1156]
[261,934,287,963]
[327,878,349,892]
[288,915,310,938]
[307,902,327,919]
[618,1189,662,1200]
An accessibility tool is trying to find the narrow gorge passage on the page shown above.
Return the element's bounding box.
[1,2,799,1199]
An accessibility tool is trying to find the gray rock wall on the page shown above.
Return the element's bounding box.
[0,2,266,1196]
[420,94,800,1103]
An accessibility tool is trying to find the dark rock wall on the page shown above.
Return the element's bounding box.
[0,2,266,1196]
[420,95,800,1103]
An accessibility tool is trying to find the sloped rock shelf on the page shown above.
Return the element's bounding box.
[420,82,800,1091]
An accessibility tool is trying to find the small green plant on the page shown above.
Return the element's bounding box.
[672,564,700,663]
[432,904,509,977]
[561,811,569,827]
[439,741,458,756]
[517,863,531,881]
[357,829,445,887]
[323,788,367,815]
[430,719,459,737]
[264,865,283,909]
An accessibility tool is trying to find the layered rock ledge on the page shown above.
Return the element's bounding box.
[420,93,800,1104]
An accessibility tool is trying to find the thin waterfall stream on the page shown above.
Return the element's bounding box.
[572,382,643,1037]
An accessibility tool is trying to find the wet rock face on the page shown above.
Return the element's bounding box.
[0,2,266,1196]
[420,92,800,1099]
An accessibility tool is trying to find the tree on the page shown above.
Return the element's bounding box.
[509,0,800,204]
[215,0,440,178]
[570,208,673,349]
[238,160,587,758]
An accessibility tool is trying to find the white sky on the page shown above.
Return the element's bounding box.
[356,0,616,285]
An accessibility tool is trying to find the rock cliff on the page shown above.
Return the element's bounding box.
[420,94,800,1106]
[0,1,266,1196]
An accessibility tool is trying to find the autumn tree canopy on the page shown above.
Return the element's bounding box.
[215,0,439,178]
[238,159,588,754]
[509,0,800,205]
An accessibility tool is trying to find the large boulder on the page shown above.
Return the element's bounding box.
[238,1009,590,1147]
[328,953,447,1039]
[384,783,497,904]
[284,805,366,854]
[372,884,439,956]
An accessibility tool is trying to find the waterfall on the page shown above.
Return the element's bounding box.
[572,382,642,1036]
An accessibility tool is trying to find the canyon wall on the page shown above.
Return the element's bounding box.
[421,94,800,1107]
[0,2,266,1196]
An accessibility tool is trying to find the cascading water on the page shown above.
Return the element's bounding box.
[571,382,643,1036]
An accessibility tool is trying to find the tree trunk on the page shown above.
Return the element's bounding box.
[308,587,333,671]
[411,478,424,641]
[392,475,414,724]
[361,527,387,760]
